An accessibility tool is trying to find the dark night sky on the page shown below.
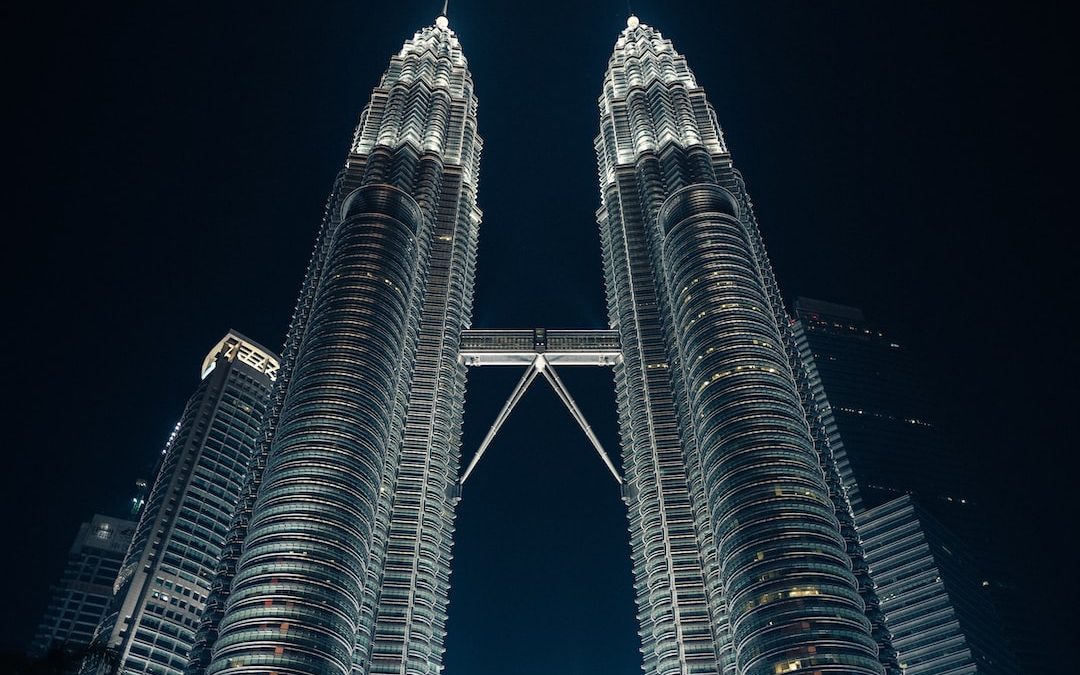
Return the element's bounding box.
[3,1,1074,671]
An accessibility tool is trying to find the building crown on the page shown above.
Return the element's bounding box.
[201,330,280,381]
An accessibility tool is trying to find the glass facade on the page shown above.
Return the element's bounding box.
[791,298,971,517]
[791,299,1022,674]
[857,497,1017,675]
[30,514,136,669]
[85,331,278,675]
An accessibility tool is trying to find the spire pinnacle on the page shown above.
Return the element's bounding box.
[627,15,640,29]
[436,0,449,29]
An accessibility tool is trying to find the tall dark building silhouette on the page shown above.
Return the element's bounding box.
[180,14,903,675]
[30,514,135,669]
[791,298,1022,674]
[86,332,278,675]
[790,298,972,517]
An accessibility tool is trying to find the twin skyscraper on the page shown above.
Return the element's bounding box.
[85,14,906,675]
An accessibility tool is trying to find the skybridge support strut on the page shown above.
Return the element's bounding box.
[538,361,623,484]
[460,357,542,485]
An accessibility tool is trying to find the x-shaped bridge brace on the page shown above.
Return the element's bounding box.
[457,329,623,489]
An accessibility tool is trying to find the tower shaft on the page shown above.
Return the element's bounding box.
[596,21,885,675]
[192,22,480,675]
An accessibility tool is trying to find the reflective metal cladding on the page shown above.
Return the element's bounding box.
[190,17,481,675]
[596,18,886,675]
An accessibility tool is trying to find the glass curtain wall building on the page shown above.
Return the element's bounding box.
[187,16,481,675]
[789,298,973,518]
[85,332,279,675]
[857,496,1017,675]
[29,515,136,669]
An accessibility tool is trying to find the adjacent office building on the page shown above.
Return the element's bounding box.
[29,515,136,668]
[85,332,278,675]
[857,497,1016,675]
[790,298,974,519]
[792,299,1020,674]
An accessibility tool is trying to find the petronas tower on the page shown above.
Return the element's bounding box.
[188,16,480,675]
[595,17,894,675]
[180,13,895,675]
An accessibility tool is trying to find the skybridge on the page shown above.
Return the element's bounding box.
[457,329,623,486]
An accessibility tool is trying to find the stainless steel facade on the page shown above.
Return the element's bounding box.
[87,332,278,675]
[189,18,481,675]
[595,19,888,675]
[857,497,1017,675]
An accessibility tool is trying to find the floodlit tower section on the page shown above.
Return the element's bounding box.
[192,16,481,675]
[595,18,884,675]
[359,16,481,675]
